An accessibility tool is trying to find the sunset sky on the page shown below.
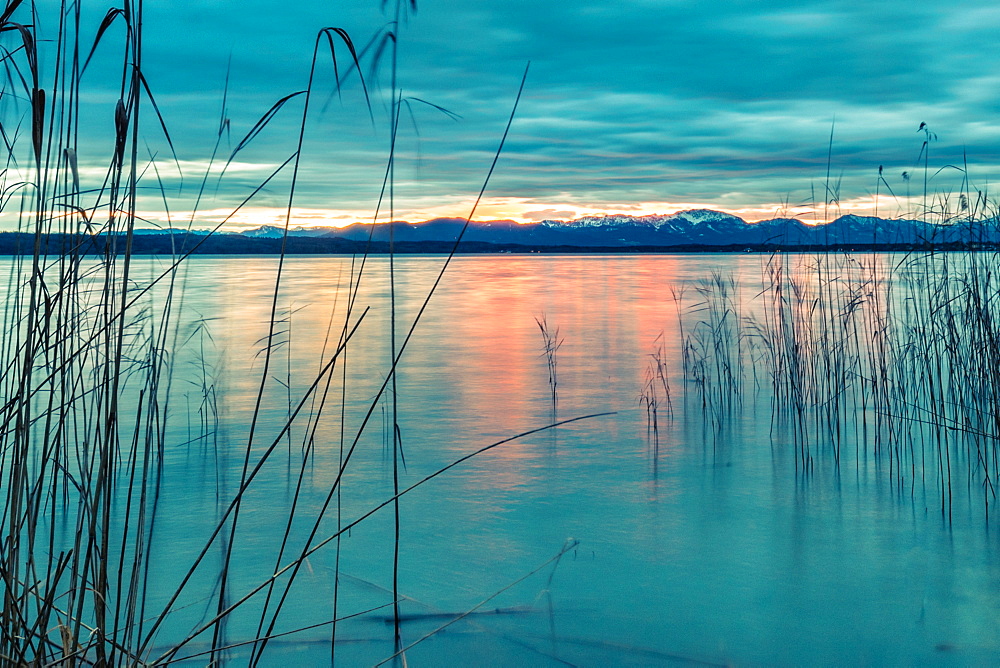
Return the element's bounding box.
[14,0,1000,228]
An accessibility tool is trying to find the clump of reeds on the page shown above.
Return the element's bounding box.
[535,314,563,413]
[672,183,1000,521]
[638,334,673,455]
[0,2,590,663]
[675,273,749,431]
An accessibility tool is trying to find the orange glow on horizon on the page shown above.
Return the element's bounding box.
[201,193,910,229]
[0,193,911,232]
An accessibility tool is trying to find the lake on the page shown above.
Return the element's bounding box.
[6,252,1000,665]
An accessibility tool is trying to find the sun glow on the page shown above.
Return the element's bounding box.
[0,194,924,233]
[434,194,918,226]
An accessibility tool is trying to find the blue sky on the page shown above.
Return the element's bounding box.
[13,0,1000,227]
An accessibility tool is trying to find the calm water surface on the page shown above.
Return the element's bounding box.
[95,254,1000,664]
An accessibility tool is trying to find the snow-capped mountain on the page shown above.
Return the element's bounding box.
[548,209,745,230]
[242,225,286,239]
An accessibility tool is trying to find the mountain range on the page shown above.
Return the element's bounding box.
[235,209,1000,249]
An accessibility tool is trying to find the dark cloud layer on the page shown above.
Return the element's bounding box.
[15,1,1000,225]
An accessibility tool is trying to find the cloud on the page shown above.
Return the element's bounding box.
[9,0,1000,229]
[522,209,576,221]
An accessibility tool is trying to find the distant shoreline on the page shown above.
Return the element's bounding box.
[1,231,998,256]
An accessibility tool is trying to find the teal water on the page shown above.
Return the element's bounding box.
[14,253,1000,665]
